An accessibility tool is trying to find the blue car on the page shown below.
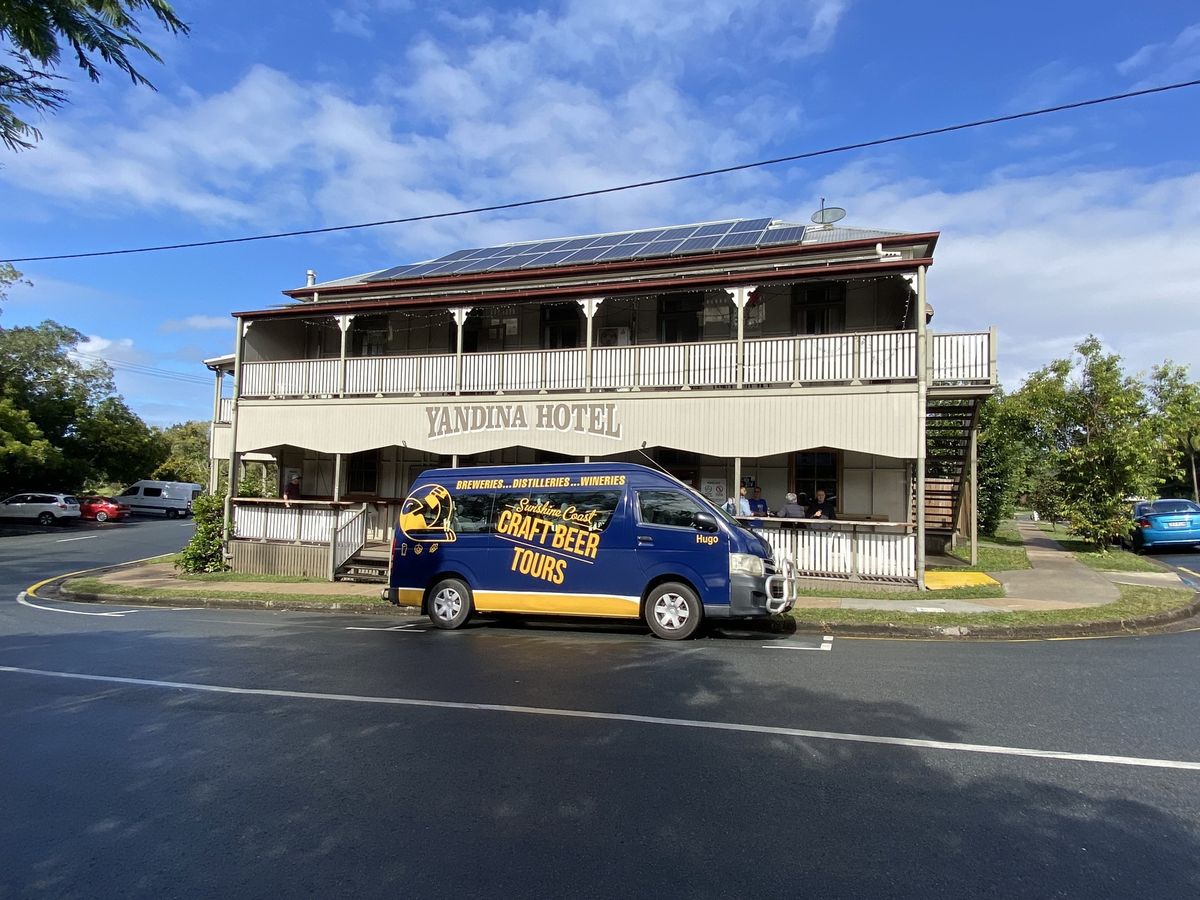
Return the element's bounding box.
[1131,499,1200,552]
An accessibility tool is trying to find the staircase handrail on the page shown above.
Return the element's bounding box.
[329,504,370,579]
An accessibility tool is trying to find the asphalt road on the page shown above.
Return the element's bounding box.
[1148,545,1200,586]
[3,523,1200,897]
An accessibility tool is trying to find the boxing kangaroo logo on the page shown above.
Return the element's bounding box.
[399,484,457,542]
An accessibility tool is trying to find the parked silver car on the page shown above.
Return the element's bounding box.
[0,492,82,526]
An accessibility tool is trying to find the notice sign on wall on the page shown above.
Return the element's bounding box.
[700,478,727,503]
[425,402,623,440]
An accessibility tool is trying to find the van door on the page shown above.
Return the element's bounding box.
[633,489,728,606]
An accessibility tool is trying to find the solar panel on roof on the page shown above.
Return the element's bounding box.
[675,235,724,254]
[657,226,700,241]
[640,239,686,257]
[594,244,640,262]
[434,248,479,263]
[561,245,611,264]
[714,231,762,250]
[482,256,521,271]
[618,229,665,245]
[728,217,773,233]
[519,250,578,269]
[360,217,791,282]
[585,234,625,248]
[555,237,595,251]
[364,264,417,281]
[759,225,807,246]
[692,222,735,238]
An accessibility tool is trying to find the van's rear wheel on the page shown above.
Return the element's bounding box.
[166,508,178,519]
[645,582,703,640]
[428,578,473,630]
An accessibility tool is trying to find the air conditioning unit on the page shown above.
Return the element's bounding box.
[598,326,631,347]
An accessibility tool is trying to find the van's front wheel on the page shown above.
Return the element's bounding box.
[428,578,473,630]
[646,582,703,640]
[166,508,178,519]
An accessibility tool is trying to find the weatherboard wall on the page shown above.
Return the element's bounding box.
[232,387,920,461]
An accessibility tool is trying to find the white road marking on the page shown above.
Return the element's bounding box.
[56,535,98,543]
[763,635,833,651]
[346,624,426,632]
[2,664,1196,773]
[16,592,127,617]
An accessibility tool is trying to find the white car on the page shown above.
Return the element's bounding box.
[0,492,82,526]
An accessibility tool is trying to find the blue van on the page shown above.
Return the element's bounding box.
[385,463,793,639]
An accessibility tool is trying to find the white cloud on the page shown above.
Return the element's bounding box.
[1117,22,1200,85]
[811,163,1200,387]
[161,315,233,332]
[0,0,848,254]
[330,0,414,38]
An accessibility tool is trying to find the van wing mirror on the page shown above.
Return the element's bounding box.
[692,512,719,532]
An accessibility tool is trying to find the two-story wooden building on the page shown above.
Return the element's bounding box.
[208,216,996,587]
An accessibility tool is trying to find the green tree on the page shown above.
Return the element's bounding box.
[73,395,167,487]
[0,395,60,479]
[1006,337,1159,548]
[0,263,29,315]
[974,392,1021,535]
[152,420,209,484]
[1148,362,1200,502]
[0,318,164,493]
[0,0,189,151]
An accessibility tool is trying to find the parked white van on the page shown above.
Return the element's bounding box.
[118,481,203,518]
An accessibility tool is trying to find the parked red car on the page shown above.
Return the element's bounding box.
[79,496,131,522]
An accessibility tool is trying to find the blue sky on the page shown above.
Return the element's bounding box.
[2,1,1199,425]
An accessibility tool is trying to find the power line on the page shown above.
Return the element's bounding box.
[4,77,1199,266]
[71,350,212,386]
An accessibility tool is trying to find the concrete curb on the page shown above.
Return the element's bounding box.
[57,583,418,615]
[782,592,1200,640]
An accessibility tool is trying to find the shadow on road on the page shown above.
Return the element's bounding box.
[0,622,1197,897]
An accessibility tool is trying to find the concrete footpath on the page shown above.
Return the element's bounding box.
[71,523,1193,615]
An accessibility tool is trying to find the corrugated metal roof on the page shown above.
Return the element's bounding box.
[296,218,915,291]
[802,226,905,244]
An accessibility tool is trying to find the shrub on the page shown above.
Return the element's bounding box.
[176,493,228,574]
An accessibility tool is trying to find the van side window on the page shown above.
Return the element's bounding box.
[451,493,494,534]
[142,487,163,498]
[637,490,705,528]
[543,491,621,532]
[120,487,139,496]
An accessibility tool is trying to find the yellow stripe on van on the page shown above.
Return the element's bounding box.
[394,587,425,607]
[474,590,641,618]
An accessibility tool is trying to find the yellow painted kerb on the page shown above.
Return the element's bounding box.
[924,571,999,590]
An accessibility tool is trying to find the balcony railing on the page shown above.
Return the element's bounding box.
[236,329,993,400]
[753,520,917,583]
[215,397,233,423]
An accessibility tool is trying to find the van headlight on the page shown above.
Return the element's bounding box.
[729,553,765,578]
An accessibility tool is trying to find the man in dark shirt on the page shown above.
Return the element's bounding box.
[749,486,769,517]
[807,489,836,521]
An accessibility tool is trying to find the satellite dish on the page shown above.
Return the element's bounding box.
[810,205,846,225]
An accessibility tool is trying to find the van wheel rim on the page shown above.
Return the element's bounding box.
[653,593,690,630]
[432,588,462,620]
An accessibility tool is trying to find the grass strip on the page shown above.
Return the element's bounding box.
[1031,528,1166,573]
[64,577,389,606]
[175,571,331,584]
[937,520,1031,572]
[790,584,1192,628]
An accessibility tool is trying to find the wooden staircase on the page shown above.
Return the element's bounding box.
[920,398,981,534]
[336,543,390,583]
